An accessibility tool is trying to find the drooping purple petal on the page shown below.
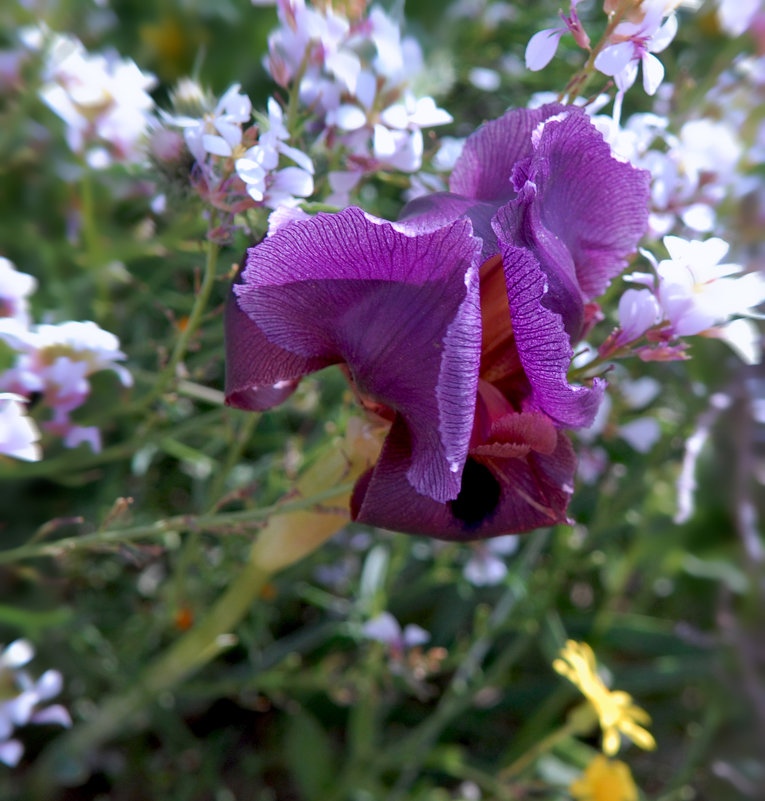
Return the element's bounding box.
[225,265,322,411]
[516,110,650,301]
[448,103,568,203]
[493,209,605,430]
[494,181,586,340]
[228,207,483,503]
[351,417,576,540]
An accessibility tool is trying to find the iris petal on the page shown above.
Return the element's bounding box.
[351,417,576,540]
[519,111,650,301]
[228,207,483,503]
[448,103,568,203]
[493,212,605,430]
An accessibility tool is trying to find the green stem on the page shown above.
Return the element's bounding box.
[79,167,110,319]
[29,553,269,797]
[0,480,356,565]
[138,237,221,410]
[286,50,310,135]
[498,713,589,781]
[561,0,633,104]
[206,412,260,508]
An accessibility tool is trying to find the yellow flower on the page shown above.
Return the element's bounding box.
[570,754,639,801]
[553,640,656,756]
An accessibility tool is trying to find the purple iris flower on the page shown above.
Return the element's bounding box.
[225,104,649,540]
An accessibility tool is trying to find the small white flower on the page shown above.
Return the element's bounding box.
[594,0,677,96]
[656,236,765,336]
[40,32,156,166]
[362,612,429,652]
[0,640,71,766]
[618,417,662,453]
[616,287,662,344]
[0,394,41,461]
[716,0,763,37]
[0,320,131,453]
[463,535,520,586]
[525,0,590,72]
[169,82,252,162]
[235,97,314,208]
[468,67,501,91]
[0,259,37,326]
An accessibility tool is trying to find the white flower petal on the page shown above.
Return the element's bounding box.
[402,624,429,648]
[362,612,400,645]
[34,669,63,701]
[594,41,635,77]
[1,639,34,669]
[30,704,72,728]
[619,417,662,453]
[201,134,232,157]
[333,103,367,131]
[0,740,23,767]
[278,142,314,173]
[525,28,563,72]
[641,52,665,95]
[650,13,678,53]
[618,288,662,341]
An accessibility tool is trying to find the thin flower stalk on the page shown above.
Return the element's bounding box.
[28,419,383,791]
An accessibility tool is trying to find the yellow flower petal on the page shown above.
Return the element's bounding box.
[570,754,639,801]
[553,640,656,756]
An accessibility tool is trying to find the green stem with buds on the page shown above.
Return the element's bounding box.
[28,422,383,798]
[561,0,634,104]
[138,236,220,411]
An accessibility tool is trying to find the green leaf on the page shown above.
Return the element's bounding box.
[283,709,336,801]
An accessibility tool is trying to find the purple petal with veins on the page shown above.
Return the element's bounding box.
[228,207,483,503]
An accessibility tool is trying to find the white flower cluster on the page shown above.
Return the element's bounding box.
[0,258,131,459]
[592,111,744,236]
[616,236,765,363]
[160,81,315,212]
[715,0,764,37]
[0,640,71,767]
[259,0,452,205]
[525,0,679,121]
[37,30,156,168]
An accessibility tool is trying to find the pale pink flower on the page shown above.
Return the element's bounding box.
[0,394,41,462]
[594,0,677,96]
[0,258,36,326]
[525,0,591,71]
[40,32,156,167]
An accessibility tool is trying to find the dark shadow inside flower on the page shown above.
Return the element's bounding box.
[449,460,501,526]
